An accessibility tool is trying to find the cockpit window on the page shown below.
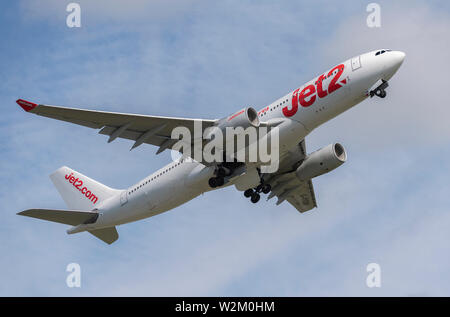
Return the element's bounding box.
[375,49,391,56]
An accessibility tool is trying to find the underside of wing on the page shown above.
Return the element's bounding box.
[266,173,317,213]
[16,99,217,154]
[285,179,317,212]
[263,139,317,213]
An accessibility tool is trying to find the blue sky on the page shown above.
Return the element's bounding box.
[1,0,450,296]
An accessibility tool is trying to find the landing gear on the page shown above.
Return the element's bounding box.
[262,184,271,194]
[208,176,224,188]
[217,167,230,177]
[369,80,389,98]
[244,189,254,198]
[243,183,271,203]
[250,192,260,203]
[255,184,263,193]
[208,165,232,188]
[371,88,386,98]
[208,177,217,188]
[374,88,387,98]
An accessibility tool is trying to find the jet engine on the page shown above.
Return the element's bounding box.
[205,107,261,187]
[204,106,261,162]
[296,143,347,181]
[216,107,260,132]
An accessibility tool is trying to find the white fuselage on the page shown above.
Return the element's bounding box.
[82,49,405,231]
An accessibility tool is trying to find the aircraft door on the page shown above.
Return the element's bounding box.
[351,55,361,71]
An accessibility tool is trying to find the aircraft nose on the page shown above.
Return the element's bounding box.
[392,51,406,66]
[382,50,405,80]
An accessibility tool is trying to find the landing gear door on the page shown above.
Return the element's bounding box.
[351,56,361,71]
[120,190,128,206]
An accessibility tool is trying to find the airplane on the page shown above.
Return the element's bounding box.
[16,49,405,244]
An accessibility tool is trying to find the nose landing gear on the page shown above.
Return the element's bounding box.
[369,80,389,98]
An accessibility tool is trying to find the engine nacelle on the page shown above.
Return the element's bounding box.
[216,107,260,132]
[296,143,347,181]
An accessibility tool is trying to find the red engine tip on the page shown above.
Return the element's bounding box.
[16,99,37,112]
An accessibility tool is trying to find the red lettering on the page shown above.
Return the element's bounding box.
[316,74,327,98]
[258,106,269,116]
[299,84,316,107]
[64,174,98,204]
[90,195,98,204]
[327,64,344,94]
[228,109,245,121]
[282,88,299,117]
[283,63,345,117]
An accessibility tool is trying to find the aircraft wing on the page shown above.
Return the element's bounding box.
[16,99,217,154]
[262,140,317,213]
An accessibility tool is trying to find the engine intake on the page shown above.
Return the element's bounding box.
[217,107,260,132]
[296,143,347,181]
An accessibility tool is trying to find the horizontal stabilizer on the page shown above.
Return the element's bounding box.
[18,209,97,226]
[88,227,119,245]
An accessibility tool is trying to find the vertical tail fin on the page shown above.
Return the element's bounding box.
[49,166,119,210]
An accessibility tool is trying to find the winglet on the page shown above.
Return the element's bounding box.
[16,99,38,112]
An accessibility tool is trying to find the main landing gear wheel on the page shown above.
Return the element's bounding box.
[262,184,271,194]
[208,177,217,188]
[244,189,254,198]
[244,182,271,203]
[250,192,260,203]
[209,165,231,188]
[208,177,224,188]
